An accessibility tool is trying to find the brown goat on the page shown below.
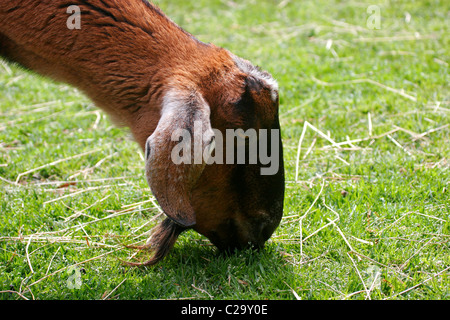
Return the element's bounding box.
[0,0,285,266]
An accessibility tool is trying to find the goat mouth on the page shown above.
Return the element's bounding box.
[214,243,260,254]
[207,230,266,253]
[215,240,265,256]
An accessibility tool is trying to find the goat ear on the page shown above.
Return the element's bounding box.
[145,89,214,227]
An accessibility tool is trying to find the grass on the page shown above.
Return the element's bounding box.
[0,0,449,300]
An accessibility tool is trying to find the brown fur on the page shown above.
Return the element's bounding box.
[0,0,285,265]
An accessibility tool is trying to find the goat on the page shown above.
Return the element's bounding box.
[0,0,285,266]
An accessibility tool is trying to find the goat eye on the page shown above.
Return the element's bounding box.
[207,136,215,155]
[145,140,152,160]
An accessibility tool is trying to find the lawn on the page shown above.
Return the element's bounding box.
[0,0,448,300]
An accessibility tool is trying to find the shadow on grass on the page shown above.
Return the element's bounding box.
[125,241,287,271]
[118,240,295,299]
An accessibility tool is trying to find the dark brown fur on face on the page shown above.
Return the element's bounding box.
[0,0,285,266]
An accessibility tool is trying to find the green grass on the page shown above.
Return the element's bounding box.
[0,0,449,300]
